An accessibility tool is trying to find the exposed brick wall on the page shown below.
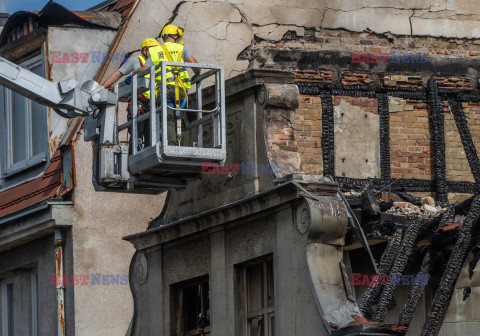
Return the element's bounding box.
[301,29,480,57]
[295,95,322,175]
[284,27,480,199]
[435,77,473,90]
[389,99,432,180]
[341,73,373,86]
[296,70,332,84]
[333,96,377,114]
[295,91,478,204]
[272,125,297,152]
[382,75,423,88]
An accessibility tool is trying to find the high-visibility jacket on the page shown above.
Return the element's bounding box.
[142,42,191,100]
[138,54,147,65]
[137,54,149,101]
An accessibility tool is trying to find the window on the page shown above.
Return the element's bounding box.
[1,277,14,336]
[1,54,47,177]
[1,269,38,336]
[239,258,275,336]
[171,276,210,336]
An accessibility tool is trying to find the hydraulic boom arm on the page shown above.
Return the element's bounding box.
[0,56,116,118]
[0,54,226,194]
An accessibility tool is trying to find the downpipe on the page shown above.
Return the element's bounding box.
[55,229,65,336]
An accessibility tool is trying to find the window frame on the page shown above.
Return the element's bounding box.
[239,256,275,336]
[1,52,48,178]
[170,275,211,336]
[1,277,15,336]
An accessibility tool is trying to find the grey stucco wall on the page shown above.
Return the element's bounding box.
[69,133,166,336]
[132,204,330,335]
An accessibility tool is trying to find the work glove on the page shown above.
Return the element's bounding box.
[124,75,132,85]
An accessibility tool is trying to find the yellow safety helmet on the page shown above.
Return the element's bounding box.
[161,24,184,39]
[140,38,160,51]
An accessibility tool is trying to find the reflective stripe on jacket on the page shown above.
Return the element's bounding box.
[142,42,191,99]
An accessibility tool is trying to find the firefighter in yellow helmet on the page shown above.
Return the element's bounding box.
[132,25,200,146]
[102,38,160,151]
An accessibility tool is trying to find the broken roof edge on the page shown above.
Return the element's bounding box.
[0,1,120,46]
[88,0,119,11]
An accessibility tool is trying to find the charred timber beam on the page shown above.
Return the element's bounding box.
[448,99,480,191]
[427,78,448,206]
[321,92,335,177]
[372,215,423,322]
[398,206,455,327]
[359,228,403,315]
[398,247,434,327]
[378,93,391,185]
[296,82,427,100]
[337,177,480,194]
[421,196,480,336]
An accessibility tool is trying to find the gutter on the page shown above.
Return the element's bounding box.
[0,201,49,225]
[55,229,65,336]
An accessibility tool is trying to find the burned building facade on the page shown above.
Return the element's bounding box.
[2,0,480,336]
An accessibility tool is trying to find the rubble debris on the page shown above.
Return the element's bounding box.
[421,196,436,207]
[373,215,423,322]
[397,192,423,206]
[362,189,381,215]
[420,196,480,336]
[417,205,454,241]
[385,201,443,218]
[378,200,394,212]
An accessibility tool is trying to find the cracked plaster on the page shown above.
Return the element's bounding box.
[101,0,480,82]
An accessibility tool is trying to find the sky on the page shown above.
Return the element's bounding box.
[5,0,104,14]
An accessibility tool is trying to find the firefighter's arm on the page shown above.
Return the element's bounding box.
[102,71,123,88]
[131,66,149,76]
[185,56,201,76]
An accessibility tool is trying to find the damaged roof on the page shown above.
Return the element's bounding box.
[91,0,136,19]
[0,1,121,47]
